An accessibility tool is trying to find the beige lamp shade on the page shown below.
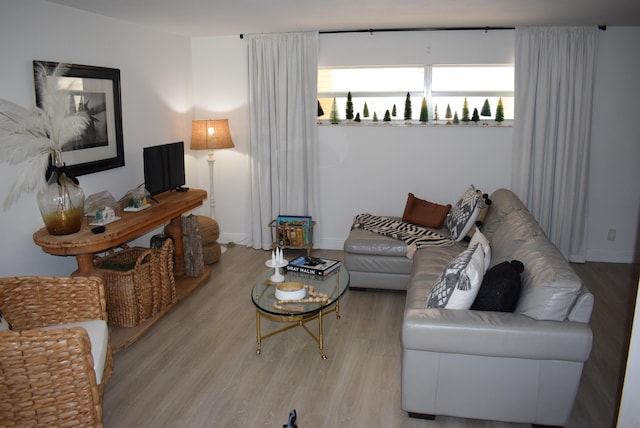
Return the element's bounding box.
[190,119,235,150]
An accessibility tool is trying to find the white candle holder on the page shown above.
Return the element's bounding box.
[265,259,288,283]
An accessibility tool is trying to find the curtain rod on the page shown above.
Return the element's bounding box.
[240,25,606,39]
[240,26,512,39]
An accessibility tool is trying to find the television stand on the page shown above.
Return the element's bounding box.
[175,186,189,192]
[33,188,209,351]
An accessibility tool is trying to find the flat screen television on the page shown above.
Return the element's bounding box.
[143,141,186,196]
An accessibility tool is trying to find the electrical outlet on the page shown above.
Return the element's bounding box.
[607,229,616,241]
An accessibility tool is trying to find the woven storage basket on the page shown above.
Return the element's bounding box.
[95,247,156,327]
[153,238,177,307]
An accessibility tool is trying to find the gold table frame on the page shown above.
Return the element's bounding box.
[255,299,341,360]
[251,265,349,360]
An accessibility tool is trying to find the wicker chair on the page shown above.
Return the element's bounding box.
[0,276,114,427]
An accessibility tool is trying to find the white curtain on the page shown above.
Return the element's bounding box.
[512,26,599,262]
[246,32,319,250]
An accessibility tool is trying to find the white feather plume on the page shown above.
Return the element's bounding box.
[0,63,89,208]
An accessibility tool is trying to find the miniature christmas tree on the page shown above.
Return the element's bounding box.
[363,102,370,118]
[392,104,397,118]
[481,99,491,118]
[445,104,452,125]
[419,97,428,124]
[453,111,459,124]
[373,112,379,122]
[471,107,480,123]
[495,97,504,124]
[330,97,340,124]
[404,92,412,120]
[317,100,324,117]
[345,92,354,120]
[433,105,439,121]
[461,97,470,122]
[384,109,391,121]
[354,112,361,122]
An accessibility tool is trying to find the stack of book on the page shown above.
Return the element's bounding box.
[276,215,312,246]
[285,256,341,277]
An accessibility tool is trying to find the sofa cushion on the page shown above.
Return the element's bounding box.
[469,230,491,271]
[402,193,451,229]
[471,260,523,312]
[482,188,528,239]
[489,209,545,268]
[344,227,408,257]
[427,244,485,309]
[446,185,483,241]
[39,319,109,384]
[512,237,583,321]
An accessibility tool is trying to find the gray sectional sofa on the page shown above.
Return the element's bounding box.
[343,188,593,427]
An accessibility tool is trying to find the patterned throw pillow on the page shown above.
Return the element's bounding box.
[427,243,486,309]
[469,230,491,271]
[446,185,484,241]
[0,309,13,331]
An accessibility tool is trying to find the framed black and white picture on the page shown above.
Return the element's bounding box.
[33,60,125,176]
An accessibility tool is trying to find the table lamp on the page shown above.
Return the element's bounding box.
[190,119,235,219]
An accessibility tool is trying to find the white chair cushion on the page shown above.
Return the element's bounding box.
[39,319,108,384]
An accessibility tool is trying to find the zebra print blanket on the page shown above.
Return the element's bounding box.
[352,213,454,259]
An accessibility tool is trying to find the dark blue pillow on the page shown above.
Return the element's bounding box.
[471,260,524,312]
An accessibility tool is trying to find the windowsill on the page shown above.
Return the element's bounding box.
[317,120,513,127]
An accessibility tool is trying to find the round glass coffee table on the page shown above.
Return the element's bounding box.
[251,264,349,359]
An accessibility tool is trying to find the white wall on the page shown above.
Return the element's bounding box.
[0,0,194,276]
[192,28,640,262]
[588,27,640,263]
[316,31,514,249]
[191,36,251,246]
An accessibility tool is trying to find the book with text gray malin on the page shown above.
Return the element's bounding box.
[285,256,341,276]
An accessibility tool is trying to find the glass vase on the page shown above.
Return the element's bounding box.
[37,151,85,235]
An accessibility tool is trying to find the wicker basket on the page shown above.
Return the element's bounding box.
[95,246,156,327]
[153,238,177,307]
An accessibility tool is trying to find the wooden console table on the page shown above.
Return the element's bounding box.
[33,188,211,351]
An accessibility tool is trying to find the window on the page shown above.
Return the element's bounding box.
[318,65,514,123]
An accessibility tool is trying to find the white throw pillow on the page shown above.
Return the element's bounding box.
[446,185,483,241]
[0,309,12,330]
[469,230,491,272]
[427,243,486,309]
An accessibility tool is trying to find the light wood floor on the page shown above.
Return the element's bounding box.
[103,246,639,428]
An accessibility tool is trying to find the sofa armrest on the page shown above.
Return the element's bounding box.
[402,308,592,362]
[0,327,103,426]
[0,276,107,329]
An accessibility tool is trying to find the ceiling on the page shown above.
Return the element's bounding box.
[44,0,640,38]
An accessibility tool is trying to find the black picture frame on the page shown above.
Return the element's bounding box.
[33,60,125,176]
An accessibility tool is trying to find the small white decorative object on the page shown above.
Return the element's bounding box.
[266,248,287,283]
[89,206,121,226]
[103,206,115,221]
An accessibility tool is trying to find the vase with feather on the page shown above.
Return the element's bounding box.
[37,149,84,235]
[0,62,89,234]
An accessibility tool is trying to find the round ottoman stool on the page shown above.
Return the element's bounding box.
[197,215,221,264]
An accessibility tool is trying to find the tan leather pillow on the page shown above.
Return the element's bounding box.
[402,193,451,228]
